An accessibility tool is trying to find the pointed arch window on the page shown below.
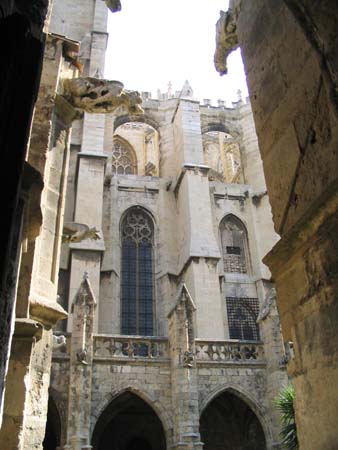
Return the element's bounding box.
[221,215,249,274]
[112,138,137,175]
[121,208,154,335]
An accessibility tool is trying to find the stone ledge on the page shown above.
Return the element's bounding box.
[78,151,109,160]
[29,293,68,329]
[196,361,266,368]
[92,357,170,364]
[14,318,43,341]
[69,237,106,252]
[173,164,210,195]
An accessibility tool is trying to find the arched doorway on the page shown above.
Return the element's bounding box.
[43,397,61,450]
[200,390,267,450]
[92,391,166,450]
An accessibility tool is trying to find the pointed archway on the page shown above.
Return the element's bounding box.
[92,391,166,450]
[200,390,267,450]
[42,397,62,450]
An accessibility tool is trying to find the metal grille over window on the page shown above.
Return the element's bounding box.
[112,139,136,175]
[226,297,260,340]
[121,208,154,336]
[221,215,248,273]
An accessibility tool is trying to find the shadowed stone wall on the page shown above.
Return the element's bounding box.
[226,1,338,448]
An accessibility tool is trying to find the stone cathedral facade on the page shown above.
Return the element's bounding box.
[45,2,287,450]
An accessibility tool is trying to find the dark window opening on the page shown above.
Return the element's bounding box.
[226,297,260,341]
[226,246,241,255]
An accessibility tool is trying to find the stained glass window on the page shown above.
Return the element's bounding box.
[112,138,137,175]
[121,208,154,336]
[221,215,249,273]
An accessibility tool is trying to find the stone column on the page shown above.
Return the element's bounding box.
[0,319,44,449]
[168,283,203,450]
[64,273,96,450]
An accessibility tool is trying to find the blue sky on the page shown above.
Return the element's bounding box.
[104,0,248,106]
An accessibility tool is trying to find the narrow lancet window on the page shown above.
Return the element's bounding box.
[221,215,249,274]
[121,208,154,335]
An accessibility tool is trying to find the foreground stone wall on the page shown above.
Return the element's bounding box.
[0,33,74,449]
[224,1,338,448]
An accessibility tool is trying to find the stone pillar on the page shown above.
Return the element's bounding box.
[257,286,289,447]
[173,99,223,338]
[66,151,107,332]
[168,283,203,450]
[64,273,96,450]
[0,319,43,449]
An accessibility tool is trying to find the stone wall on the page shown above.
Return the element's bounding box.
[217,1,338,448]
[0,33,74,449]
[52,90,288,449]
[50,336,274,449]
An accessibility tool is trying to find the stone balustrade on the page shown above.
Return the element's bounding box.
[195,339,265,363]
[53,334,265,365]
[93,334,169,360]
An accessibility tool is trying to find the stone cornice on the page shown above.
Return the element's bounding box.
[78,151,109,160]
[173,164,210,195]
[29,293,68,329]
[69,238,106,252]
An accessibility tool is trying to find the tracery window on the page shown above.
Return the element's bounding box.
[121,208,154,335]
[221,215,249,274]
[112,138,137,175]
[226,297,260,340]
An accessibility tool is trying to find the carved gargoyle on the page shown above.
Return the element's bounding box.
[62,222,100,244]
[62,77,144,116]
[182,350,195,368]
[105,0,122,12]
[214,7,240,75]
[53,334,66,351]
[76,348,88,365]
